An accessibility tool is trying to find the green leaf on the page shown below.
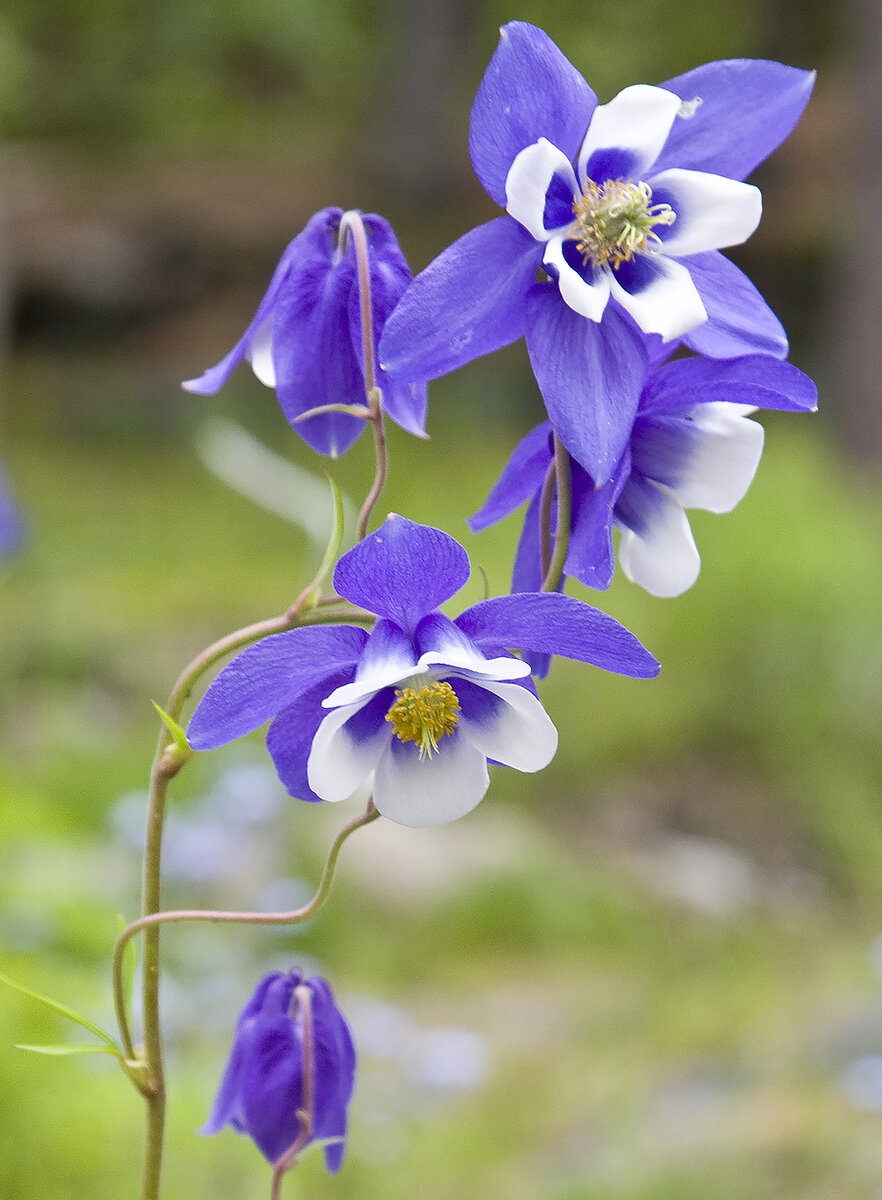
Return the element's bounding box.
[0,968,120,1055]
[151,702,190,754]
[16,1042,118,1057]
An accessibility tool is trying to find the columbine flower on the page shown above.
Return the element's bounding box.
[379,21,814,483]
[201,970,355,1174]
[470,354,817,598]
[187,515,659,827]
[184,207,427,457]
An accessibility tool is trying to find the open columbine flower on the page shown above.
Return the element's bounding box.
[202,970,355,1174]
[470,354,817,598]
[184,207,427,457]
[380,21,814,483]
[187,515,659,827]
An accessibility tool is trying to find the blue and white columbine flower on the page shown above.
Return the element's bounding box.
[471,354,817,598]
[380,21,814,484]
[202,970,355,1174]
[187,515,659,827]
[184,207,427,457]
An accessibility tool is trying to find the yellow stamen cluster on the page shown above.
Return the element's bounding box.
[386,680,461,760]
[572,178,676,270]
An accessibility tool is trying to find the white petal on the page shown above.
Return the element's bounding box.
[617,483,700,598]
[672,404,764,513]
[458,680,558,773]
[419,648,531,681]
[246,313,276,387]
[578,85,682,183]
[307,699,392,802]
[505,139,579,241]
[608,255,707,341]
[323,641,421,709]
[372,732,490,828]
[647,169,762,257]
[544,238,611,321]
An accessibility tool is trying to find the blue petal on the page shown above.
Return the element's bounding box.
[271,219,366,456]
[333,516,470,631]
[349,212,428,438]
[640,353,818,415]
[652,59,815,182]
[308,977,356,1173]
[512,492,545,595]
[469,21,597,207]
[681,251,789,359]
[187,626,367,749]
[564,456,629,591]
[456,592,660,678]
[265,674,353,802]
[525,285,647,484]
[468,422,552,532]
[379,218,539,383]
[182,212,343,397]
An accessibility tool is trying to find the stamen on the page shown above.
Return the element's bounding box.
[571,178,676,270]
[386,680,461,760]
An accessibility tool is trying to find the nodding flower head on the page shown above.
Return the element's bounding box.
[201,970,356,1175]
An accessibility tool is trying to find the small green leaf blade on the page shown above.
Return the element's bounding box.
[0,968,120,1055]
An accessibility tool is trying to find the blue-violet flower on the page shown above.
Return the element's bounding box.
[187,515,659,827]
[0,463,24,555]
[380,21,814,483]
[471,354,817,598]
[184,207,427,457]
[202,969,355,1174]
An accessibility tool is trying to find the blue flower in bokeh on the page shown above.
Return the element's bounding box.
[0,463,24,555]
[470,354,817,598]
[202,969,355,1174]
[184,207,427,456]
[380,21,814,484]
[187,515,659,827]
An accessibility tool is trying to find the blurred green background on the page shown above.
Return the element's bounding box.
[3,1,882,1198]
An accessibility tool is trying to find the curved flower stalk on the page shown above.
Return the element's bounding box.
[380,21,814,483]
[471,354,817,599]
[202,970,355,1176]
[184,207,427,457]
[188,515,659,827]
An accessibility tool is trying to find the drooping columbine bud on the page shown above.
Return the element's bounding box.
[201,970,355,1175]
[183,207,427,457]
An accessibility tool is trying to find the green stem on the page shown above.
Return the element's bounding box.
[127,600,375,1197]
[337,210,388,541]
[114,801,379,1069]
[540,434,572,593]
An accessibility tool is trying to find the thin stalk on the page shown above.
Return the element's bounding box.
[541,434,572,593]
[128,600,373,1197]
[337,211,388,541]
[114,801,379,1066]
[270,985,315,1200]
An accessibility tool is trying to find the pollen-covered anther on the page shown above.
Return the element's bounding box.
[572,178,676,269]
[386,680,461,759]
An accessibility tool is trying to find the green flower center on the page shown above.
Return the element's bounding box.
[386,680,461,760]
[572,178,676,269]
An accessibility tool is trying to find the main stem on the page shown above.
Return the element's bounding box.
[131,602,373,1198]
